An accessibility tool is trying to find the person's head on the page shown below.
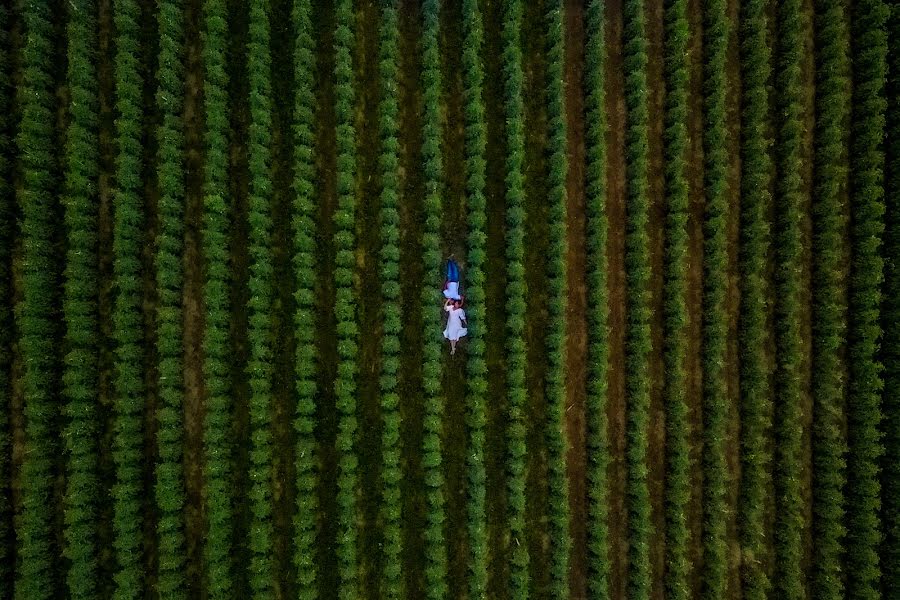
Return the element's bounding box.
[453,300,461,309]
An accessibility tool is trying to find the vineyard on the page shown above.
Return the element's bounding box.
[0,0,899,598]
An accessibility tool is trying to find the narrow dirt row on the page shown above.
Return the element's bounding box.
[353,0,384,592]
[521,0,553,595]
[396,1,427,595]
[182,0,207,594]
[562,0,588,596]
[224,0,253,593]
[270,0,301,596]
[138,0,163,587]
[479,0,512,596]
[438,1,471,596]
[684,0,706,593]
[643,0,668,596]
[309,2,340,597]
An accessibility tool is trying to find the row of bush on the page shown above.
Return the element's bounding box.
[583,1,610,597]
[661,0,690,595]
[622,0,651,596]
[291,0,319,597]
[736,0,772,598]
[200,0,234,595]
[62,0,102,597]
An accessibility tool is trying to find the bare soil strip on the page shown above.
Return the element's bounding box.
[603,0,629,595]
[684,0,706,593]
[643,0,668,596]
[521,0,553,596]
[139,0,162,586]
[478,0,513,596]
[309,1,340,597]
[270,1,302,596]
[224,0,254,594]
[562,0,589,596]
[182,0,207,594]
[397,1,428,594]
[438,1,472,595]
[352,0,385,591]
[96,0,119,591]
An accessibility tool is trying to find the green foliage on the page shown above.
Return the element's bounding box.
[153,0,189,595]
[810,1,849,598]
[584,1,610,597]
[291,0,318,597]
[15,0,61,596]
[661,0,690,596]
[736,0,773,598]
[0,4,12,594]
[771,0,807,596]
[846,1,888,598]
[622,0,651,596]
[420,2,448,598]
[110,0,148,595]
[376,1,403,597]
[245,0,277,595]
[61,0,102,596]
[461,0,489,596]
[543,2,570,595]
[200,0,234,595]
[333,1,360,596]
[500,0,529,595]
[701,0,729,596]
[881,3,900,594]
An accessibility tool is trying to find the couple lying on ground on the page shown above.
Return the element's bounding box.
[442,258,467,355]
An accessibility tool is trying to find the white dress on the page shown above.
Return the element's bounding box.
[443,305,468,341]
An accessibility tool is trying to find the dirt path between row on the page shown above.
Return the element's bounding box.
[438,0,471,596]
[181,0,207,594]
[603,0,628,596]
[562,0,588,596]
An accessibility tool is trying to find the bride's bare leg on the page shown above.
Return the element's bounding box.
[450,339,457,355]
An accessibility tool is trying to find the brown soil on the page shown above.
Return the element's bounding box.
[181,0,207,595]
[438,1,472,596]
[684,0,706,593]
[225,0,253,593]
[396,1,427,595]
[139,0,162,586]
[643,0,668,596]
[603,0,629,596]
[479,0,512,596]
[562,0,588,596]
[352,0,384,591]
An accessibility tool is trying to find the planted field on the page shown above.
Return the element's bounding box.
[0,0,898,598]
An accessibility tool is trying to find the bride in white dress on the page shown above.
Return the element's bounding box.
[443,298,468,355]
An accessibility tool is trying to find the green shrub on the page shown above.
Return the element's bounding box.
[500,0,529,595]
[661,0,690,595]
[291,0,318,597]
[153,0,189,594]
[846,2,888,598]
[461,0,489,596]
[736,0,773,598]
[0,5,12,595]
[61,0,102,596]
[244,0,277,595]
[584,1,610,597]
[110,0,149,594]
[15,0,62,596]
[200,0,234,595]
[622,0,651,596]
[543,2,570,595]
[810,1,850,598]
[333,1,360,596]
[881,3,900,594]
[701,0,729,596]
